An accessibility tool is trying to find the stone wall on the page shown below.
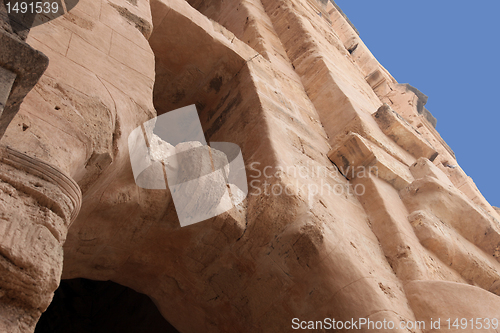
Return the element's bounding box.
[1,0,499,332]
[0,0,48,139]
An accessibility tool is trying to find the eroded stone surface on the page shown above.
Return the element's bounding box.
[0,0,499,332]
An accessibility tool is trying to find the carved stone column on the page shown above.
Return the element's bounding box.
[0,146,81,332]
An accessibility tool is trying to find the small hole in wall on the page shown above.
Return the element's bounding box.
[54,106,60,110]
[22,124,29,131]
[417,123,423,128]
[347,44,358,54]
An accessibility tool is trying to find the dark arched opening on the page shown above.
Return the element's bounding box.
[35,278,180,333]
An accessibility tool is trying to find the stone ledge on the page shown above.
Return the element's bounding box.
[400,176,500,264]
[353,175,462,283]
[409,210,500,296]
[334,111,417,167]
[328,132,414,190]
[373,104,438,161]
[410,157,453,187]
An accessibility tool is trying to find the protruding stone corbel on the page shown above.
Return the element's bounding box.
[328,132,414,190]
[373,104,438,161]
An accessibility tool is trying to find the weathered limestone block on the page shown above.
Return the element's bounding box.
[409,157,454,187]
[438,160,500,219]
[335,111,417,167]
[329,132,414,190]
[382,83,439,130]
[406,281,500,333]
[400,176,500,263]
[409,210,500,295]
[353,175,463,283]
[409,157,499,224]
[373,104,438,161]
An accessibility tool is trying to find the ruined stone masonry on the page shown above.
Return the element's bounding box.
[0,0,499,332]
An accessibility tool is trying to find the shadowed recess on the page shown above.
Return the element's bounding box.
[35,279,180,333]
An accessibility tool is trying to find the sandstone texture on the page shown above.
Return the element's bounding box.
[0,1,49,139]
[0,0,499,332]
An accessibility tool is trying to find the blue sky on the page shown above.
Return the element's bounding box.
[334,0,500,207]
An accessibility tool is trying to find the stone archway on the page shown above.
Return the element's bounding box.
[35,279,179,333]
